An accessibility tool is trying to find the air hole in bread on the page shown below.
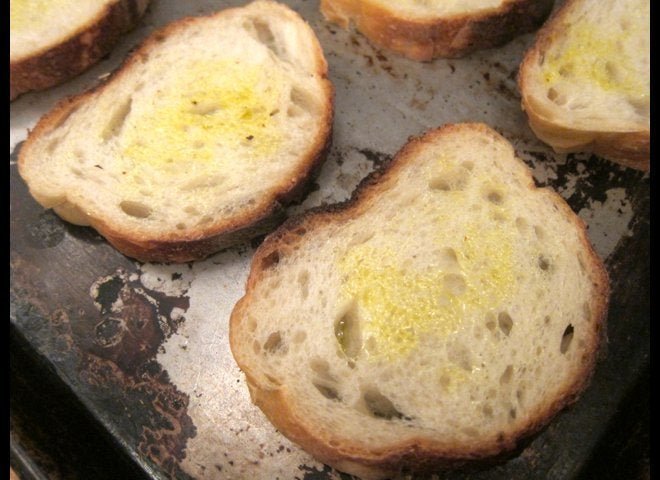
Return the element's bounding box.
[567,98,589,111]
[534,225,545,240]
[335,302,362,365]
[347,230,375,248]
[462,160,474,171]
[182,175,225,191]
[462,427,479,437]
[448,342,472,371]
[263,331,287,355]
[628,96,650,118]
[546,87,567,106]
[120,200,152,219]
[45,138,61,155]
[509,407,517,420]
[101,99,132,141]
[298,270,310,298]
[184,205,200,215]
[189,100,220,116]
[485,189,504,205]
[516,388,525,405]
[69,166,84,178]
[492,211,507,223]
[260,250,280,271]
[362,387,407,420]
[314,382,340,401]
[482,404,493,418]
[560,324,574,354]
[197,215,213,225]
[252,339,261,354]
[604,61,623,84]
[500,365,513,385]
[310,358,334,380]
[558,64,573,79]
[292,330,306,344]
[428,165,469,192]
[264,373,282,387]
[428,177,451,191]
[288,86,314,118]
[538,255,551,271]
[515,217,528,233]
[498,312,513,336]
[437,247,460,271]
[443,273,466,295]
[485,312,496,332]
[247,18,278,54]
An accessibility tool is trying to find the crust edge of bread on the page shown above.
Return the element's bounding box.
[10,0,151,101]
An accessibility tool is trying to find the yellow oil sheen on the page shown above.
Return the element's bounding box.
[339,207,516,362]
[542,19,645,97]
[120,60,284,174]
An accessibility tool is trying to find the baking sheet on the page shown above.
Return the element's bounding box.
[10,1,650,479]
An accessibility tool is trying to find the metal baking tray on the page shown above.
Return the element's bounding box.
[10,1,649,479]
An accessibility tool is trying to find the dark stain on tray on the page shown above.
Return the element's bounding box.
[10,157,197,479]
[551,154,647,213]
[358,148,391,166]
[88,268,189,373]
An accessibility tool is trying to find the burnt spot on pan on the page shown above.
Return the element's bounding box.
[298,463,354,479]
[358,148,390,167]
[88,268,189,373]
[479,59,520,102]
[80,355,196,479]
[80,267,195,478]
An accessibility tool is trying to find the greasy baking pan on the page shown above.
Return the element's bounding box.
[10,1,649,479]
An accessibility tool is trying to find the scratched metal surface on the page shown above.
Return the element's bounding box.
[9,1,649,479]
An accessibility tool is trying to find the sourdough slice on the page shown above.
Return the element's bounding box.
[230,123,609,479]
[10,0,150,100]
[518,0,650,171]
[320,0,554,61]
[17,0,334,263]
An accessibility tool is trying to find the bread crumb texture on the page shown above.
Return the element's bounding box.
[18,1,332,243]
[533,0,649,125]
[231,124,608,463]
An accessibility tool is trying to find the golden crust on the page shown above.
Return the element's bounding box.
[320,0,554,60]
[10,0,150,101]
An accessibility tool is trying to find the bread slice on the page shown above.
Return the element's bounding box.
[319,0,554,61]
[10,0,151,100]
[518,0,650,171]
[230,123,609,479]
[17,0,334,263]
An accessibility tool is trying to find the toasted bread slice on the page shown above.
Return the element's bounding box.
[518,0,650,171]
[17,0,334,263]
[10,0,151,100]
[320,0,554,61]
[230,123,609,479]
